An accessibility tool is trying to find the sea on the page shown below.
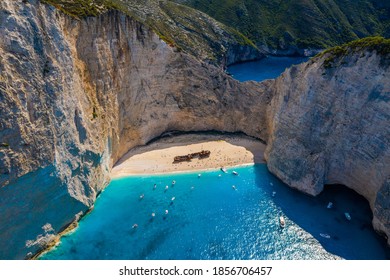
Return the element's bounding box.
[40,57,390,260]
[40,164,390,260]
[227,56,308,82]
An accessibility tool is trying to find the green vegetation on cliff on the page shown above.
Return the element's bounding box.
[40,0,259,64]
[318,36,390,68]
[174,0,390,51]
[41,0,120,18]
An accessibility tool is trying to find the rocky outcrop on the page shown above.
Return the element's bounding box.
[0,0,389,259]
[0,0,269,259]
[265,50,390,245]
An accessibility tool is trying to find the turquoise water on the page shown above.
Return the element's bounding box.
[227,56,309,82]
[41,164,389,260]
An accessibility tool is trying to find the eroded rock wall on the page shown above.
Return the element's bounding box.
[0,0,269,259]
[265,52,390,244]
[1,0,389,259]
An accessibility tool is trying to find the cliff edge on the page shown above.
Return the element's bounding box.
[0,0,268,259]
[265,39,390,245]
[0,1,389,259]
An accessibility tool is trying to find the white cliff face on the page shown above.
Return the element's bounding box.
[0,1,111,259]
[0,0,389,259]
[69,11,271,164]
[265,51,390,245]
[0,0,269,259]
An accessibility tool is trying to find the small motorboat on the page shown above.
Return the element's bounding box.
[172,180,176,185]
[153,184,157,190]
[232,185,237,190]
[344,212,351,221]
[132,224,138,229]
[232,171,239,176]
[165,185,169,191]
[279,216,285,228]
[327,202,333,209]
[198,174,202,178]
[139,194,144,200]
[165,210,169,215]
[151,213,155,217]
[221,167,227,173]
[272,191,276,197]
[320,233,331,239]
[171,197,176,201]
[270,182,274,186]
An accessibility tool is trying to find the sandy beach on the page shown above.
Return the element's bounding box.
[111,133,266,178]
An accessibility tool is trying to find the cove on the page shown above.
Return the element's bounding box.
[228,56,309,82]
[40,164,390,260]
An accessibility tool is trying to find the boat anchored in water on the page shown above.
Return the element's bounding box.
[279,216,285,228]
[320,233,331,239]
[232,171,239,176]
[344,212,351,221]
[221,167,227,173]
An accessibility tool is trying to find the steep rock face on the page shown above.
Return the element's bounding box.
[1,0,389,260]
[70,12,271,164]
[265,51,390,244]
[0,0,269,259]
[0,0,112,259]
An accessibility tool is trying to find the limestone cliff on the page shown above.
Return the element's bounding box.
[265,47,390,245]
[0,0,269,259]
[0,0,389,260]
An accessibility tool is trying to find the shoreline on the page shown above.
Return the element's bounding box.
[111,133,267,179]
[112,163,257,179]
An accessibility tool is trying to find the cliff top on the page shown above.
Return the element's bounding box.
[317,36,390,68]
[41,0,258,65]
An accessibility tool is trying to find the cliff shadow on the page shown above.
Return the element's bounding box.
[253,166,390,260]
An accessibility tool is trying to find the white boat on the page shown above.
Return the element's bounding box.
[279,216,285,228]
[232,171,239,176]
[172,180,176,185]
[272,191,276,197]
[221,167,227,173]
[171,197,176,201]
[327,202,333,209]
[344,212,351,221]
[139,194,144,200]
[232,185,237,190]
[320,233,331,239]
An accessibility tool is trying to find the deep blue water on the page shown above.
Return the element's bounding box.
[40,164,389,260]
[227,56,309,82]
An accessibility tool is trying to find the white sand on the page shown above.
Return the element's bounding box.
[111,133,266,178]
